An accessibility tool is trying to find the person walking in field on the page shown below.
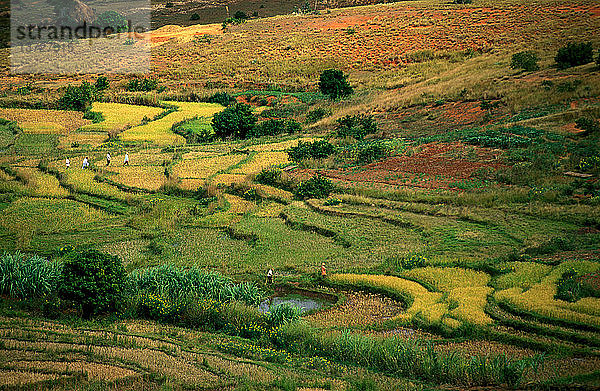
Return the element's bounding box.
[65,157,70,168]
[321,262,326,278]
[106,152,111,166]
[266,268,274,284]
[123,152,129,166]
[82,157,89,169]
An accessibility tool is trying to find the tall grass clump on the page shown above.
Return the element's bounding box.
[0,251,62,298]
[271,322,543,387]
[124,264,263,305]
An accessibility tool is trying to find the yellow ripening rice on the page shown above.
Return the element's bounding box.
[247,138,319,152]
[231,152,289,175]
[447,286,494,326]
[212,173,247,186]
[0,197,112,235]
[495,261,552,290]
[254,184,293,201]
[59,132,107,149]
[330,273,445,324]
[172,154,244,179]
[0,108,89,133]
[80,102,164,133]
[401,266,490,291]
[495,260,600,327]
[224,194,255,215]
[15,167,69,198]
[178,178,206,191]
[120,102,223,145]
[104,166,166,191]
[19,122,66,134]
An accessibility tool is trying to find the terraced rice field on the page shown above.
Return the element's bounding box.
[120,102,223,145]
[0,108,90,133]
[79,102,164,133]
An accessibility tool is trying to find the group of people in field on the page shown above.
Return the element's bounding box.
[65,152,129,169]
[266,263,326,284]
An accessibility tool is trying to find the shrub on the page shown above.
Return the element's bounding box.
[251,118,302,137]
[575,117,600,135]
[305,107,331,123]
[126,78,158,92]
[58,82,97,111]
[0,251,62,298]
[83,110,104,123]
[555,269,600,302]
[212,103,257,139]
[318,69,353,100]
[255,168,282,186]
[287,140,335,162]
[94,76,109,91]
[267,303,302,327]
[555,42,594,69]
[510,51,539,72]
[336,114,377,140]
[94,11,128,33]
[356,141,388,163]
[294,175,334,199]
[58,249,127,318]
[233,11,248,20]
[190,13,200,21]
[207,91,236,106]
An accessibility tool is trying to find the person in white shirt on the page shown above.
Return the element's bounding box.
[82,157,89,169]
[106,152,111,166]
[65,157,70,168]
[266,268,273,284]
[123,152,129,166]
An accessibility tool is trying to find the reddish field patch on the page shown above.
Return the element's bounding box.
[321,142,504,189]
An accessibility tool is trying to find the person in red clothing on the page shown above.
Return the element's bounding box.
[321,262,326,277]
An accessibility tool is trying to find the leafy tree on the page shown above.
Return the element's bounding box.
[555,42,594,69]
[58,249,126,318]
[250,118,302,137]
[294,175,335,199]
[318,69,353,100]
[212,103,257,139]
[190,13,200,21]
[510,51,539,72]
[94,76,109,91]
[58,82,97,111]
[575,117,600,135]
[95,11,128,33]
[233,11,248,20]
[287,140,335,162]
[207,92,236,106]
[336,114,377,140]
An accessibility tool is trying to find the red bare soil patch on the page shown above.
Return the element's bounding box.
[322,142,504,189]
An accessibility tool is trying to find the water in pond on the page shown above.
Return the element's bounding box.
[259,293,328,314]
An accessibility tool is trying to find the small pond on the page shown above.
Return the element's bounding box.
[258,288,337,314]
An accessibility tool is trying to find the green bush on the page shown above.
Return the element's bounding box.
[94,76,109,91]
[318,69,353,100]
[233,11,248,20]
[58,82,97,111]
[356,141,388,164]
[212,103,257,139]
[305,107,331,124]
[555,42,594,69]
[0,251,62,298]
[190,13,200,21]
[255,168,282,186]
[83,110,104,123]
[207,91,236,106]
[94,11,128,33]
[251,118,302,137]
[294,175,334,199]
[555,270,600,302]
[58,250,127,318]
[510,51,539,72]
[126,78,158,92]
[287,140,335,162]
[266,303,302,327]
[575,117,600,135]
[336,114,377,140]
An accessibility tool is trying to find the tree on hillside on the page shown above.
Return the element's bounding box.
[212,103,257,139]
[318,69,353,100]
